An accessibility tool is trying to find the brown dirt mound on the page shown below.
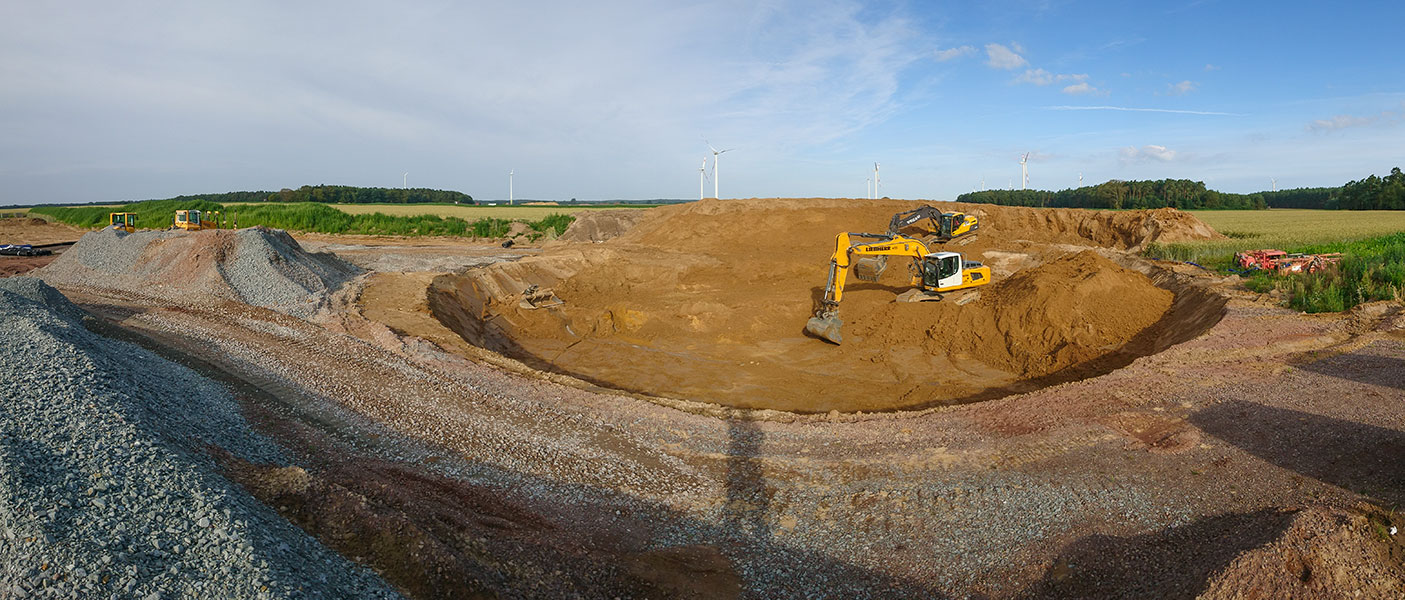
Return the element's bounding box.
[428,199,1226,412]
[552,209,650,243]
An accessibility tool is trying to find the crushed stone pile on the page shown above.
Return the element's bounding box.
[0,277,399,598]
[37,227,359,318]
[430,198,1226,412]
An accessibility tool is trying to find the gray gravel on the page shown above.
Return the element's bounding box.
[0,277,399,599]
[37,227,358,318]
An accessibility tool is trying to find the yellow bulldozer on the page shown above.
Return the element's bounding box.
[804,232,992,345]
[108,212,138,233]
[174,209,225,231]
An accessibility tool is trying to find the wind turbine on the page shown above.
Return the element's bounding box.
[866,177,872,200]
[509,170,514,205]
[1271,177,1277,192]
[1019,153,1030,190]
[403,172,408,189]
[699,158,709,201]
[707,142,732,199]
[873,163,881,199]
[1079,172,1083,187]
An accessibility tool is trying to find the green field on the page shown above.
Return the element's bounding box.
[223,203,654,220]
[1148,209,1405,265]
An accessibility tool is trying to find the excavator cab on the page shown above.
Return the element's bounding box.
[920,252,985,291]
[109,212,137,233]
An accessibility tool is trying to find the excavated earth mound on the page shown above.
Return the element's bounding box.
[39,226,359,318]
[551,209,649,243]
[430,198,1227,412]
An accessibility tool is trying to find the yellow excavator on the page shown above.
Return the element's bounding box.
[108,212,138,233]
[805,232,992,345]
[888,206,979,243]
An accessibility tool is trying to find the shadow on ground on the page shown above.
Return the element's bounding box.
[1190,400,1405,509]
[1018,509,1296,599]
[1297,349,1405,391]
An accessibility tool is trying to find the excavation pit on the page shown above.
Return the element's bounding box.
[430,199,1228,413]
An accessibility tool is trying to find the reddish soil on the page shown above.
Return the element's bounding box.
[429,198,1225,412]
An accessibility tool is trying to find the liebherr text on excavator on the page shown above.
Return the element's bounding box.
[804,232,992,345]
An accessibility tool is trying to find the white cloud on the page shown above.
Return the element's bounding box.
[0,1,928,201]
[1017,69,1087,86]
[1204,64,1220,71]
[1120,145,1180,163]
[934,45,975,62]
[1062,82,1097,95]
[985,43,1028,70]
[1046,105,1241,116]
[1308,105,1402,132]
[1166,80,1197,95]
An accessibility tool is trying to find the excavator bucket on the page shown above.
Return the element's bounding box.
[519,285,564,310]
[805,314,844,345]
[852,256,886,282]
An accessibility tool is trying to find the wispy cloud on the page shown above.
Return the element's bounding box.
[1165,80,1197,95]
[1307,104,1403,131]
[1062,82,1098,95]
[1204,64,1220,71]
[1046,105,1241,116]
[934,45,975,62]
[1120,144,1180,163]
[985,43,1027,70]
[1016,68,1086,86]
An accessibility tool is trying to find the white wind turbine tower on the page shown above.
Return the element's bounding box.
[866,177,872,200]
[508,170,514,205]
[707,142,733,199]
[403,172,408,189]
[872,163,881,199]
[1019,153,1030,190]
[1079,172,1083,186]
[1271,178,1277,192]
[699,158,709,201]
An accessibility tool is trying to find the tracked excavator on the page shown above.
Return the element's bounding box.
[804,232,992,345]
[888,206,979,244]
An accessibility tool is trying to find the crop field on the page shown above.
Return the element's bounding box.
[223,202,653,221]
[1148,208,1405,264]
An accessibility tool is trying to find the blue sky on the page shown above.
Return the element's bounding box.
[2,0,1402,204]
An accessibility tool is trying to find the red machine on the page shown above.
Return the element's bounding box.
[1235,249,1342,274]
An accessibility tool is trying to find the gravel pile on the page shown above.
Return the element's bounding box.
[38,227,359,318]
[0,277,399,599]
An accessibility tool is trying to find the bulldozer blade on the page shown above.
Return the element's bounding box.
[805,315,844,345]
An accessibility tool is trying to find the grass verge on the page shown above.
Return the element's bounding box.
[29,200,573,240]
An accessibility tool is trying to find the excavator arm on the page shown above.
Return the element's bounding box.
[888,206,979,242]
[807,232,931,344]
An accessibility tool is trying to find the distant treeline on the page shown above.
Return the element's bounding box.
[266,185,473,204]
[1258,169,1405,209]
[957,179,1267,210]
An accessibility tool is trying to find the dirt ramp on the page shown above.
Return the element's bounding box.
[39,226,359,317]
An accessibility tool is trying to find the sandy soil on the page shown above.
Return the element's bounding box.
[10,214,1405,598]
[429,199,1225,412]
[0,216,86,245]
